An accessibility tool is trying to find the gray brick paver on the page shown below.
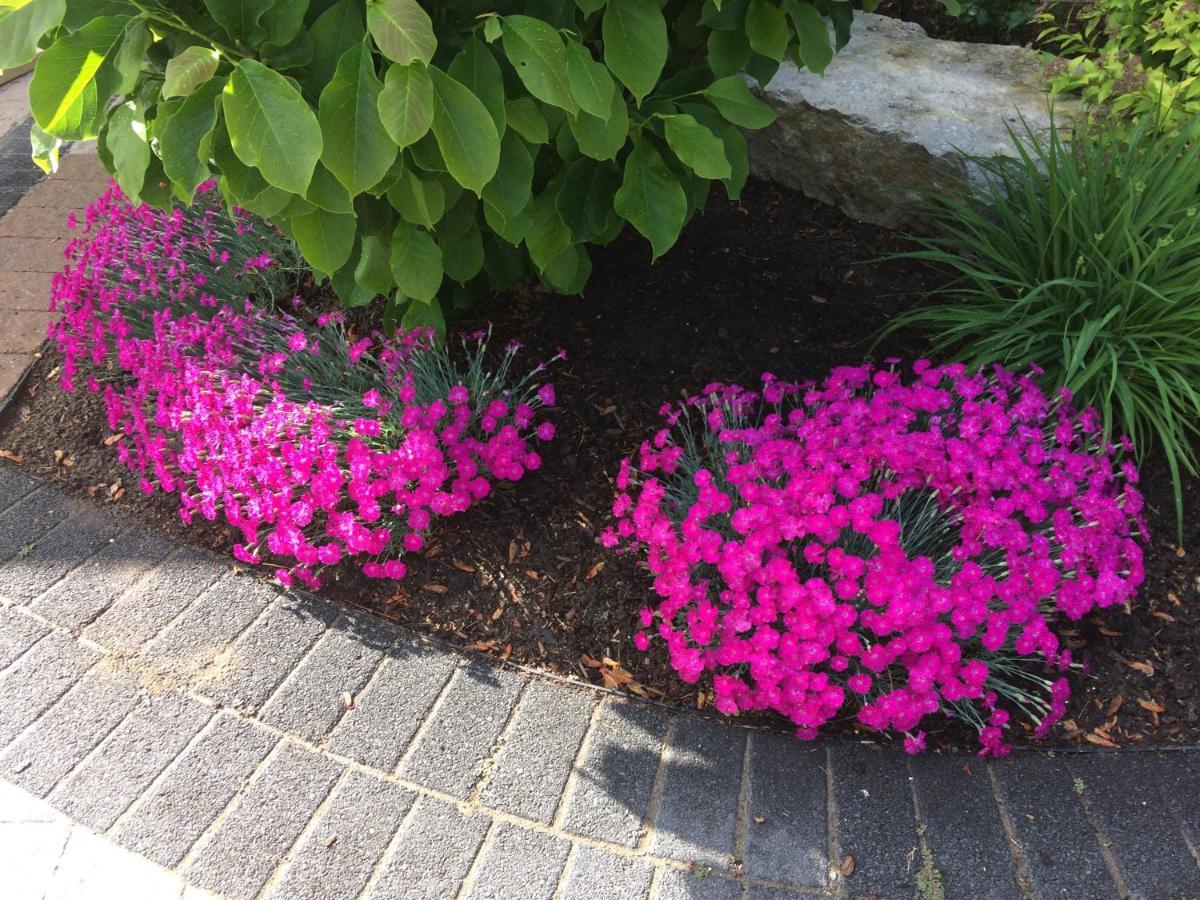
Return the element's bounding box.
[650,715,745,870]
[186,741,343,900]
[113,712,277,868]
[464,821,571,900]
[264,769,414,900]
[656,866,744,899]
[257,626,386,745]
[0,464,36,509]
[0,664,141,797]
[325,641,456,771]
[0,629,98,748]
[84,548,226,654]
[396,662,525,797]
[560,845,654,900]
[29,526,173,630]
[481,679,595,823]
[50,691,214,831]
[0,602,47,670]
[560,699,671,848]
[366,796,490,900]
[0,509,123,605]
[744,734,828,888]
[0,485,69,564]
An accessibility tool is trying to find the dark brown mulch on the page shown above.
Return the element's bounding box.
[2,177,1196,751]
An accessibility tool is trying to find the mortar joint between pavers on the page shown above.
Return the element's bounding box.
[985,761,1035,900]
[548,697,605,833]
[464,677,532,810]
[550,840,580,900]
[353,779,425,900]
[731,729,753,876]
[390,660,466,777]
[1064,757,1133,899]
[0,653,106,758]
[824,744,845,899]
[452,816,500,900]
[43,692,143,807]
[635,718,676,854]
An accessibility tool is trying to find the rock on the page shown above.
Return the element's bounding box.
[745,14,1078,229]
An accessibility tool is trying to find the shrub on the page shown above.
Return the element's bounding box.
[883,118,1200,529]
[9,0,852,328]
[1037,0,1200,128]
[603,363,1146,754]
[52,181,560,588]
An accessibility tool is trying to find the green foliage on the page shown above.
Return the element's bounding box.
[1038,0,1200,128]
[884,118,1200,530]
[7,0,854,323]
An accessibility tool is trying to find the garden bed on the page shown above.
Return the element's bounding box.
[3,177,1196,751]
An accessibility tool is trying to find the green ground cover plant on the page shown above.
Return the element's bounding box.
[2,0,853,329]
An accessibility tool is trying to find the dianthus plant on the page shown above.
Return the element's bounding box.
[604,362,1146,755]
[51,182,560,589]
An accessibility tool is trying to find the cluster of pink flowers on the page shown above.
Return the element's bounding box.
[604,362,1146,754]
[51,182,559,588]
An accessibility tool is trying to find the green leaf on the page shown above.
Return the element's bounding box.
[745,0,789,62]
[29,16,125,139]
[681,101,748,198]
[162,46,219,99]
[663,113,730,179]
[556,156,619,242]
[158,77,224,201]
[29,121,60,174]
[565,40,615,119]
[367,0,436,66]
[788,1,833,76]
[264,0,310,46]
[378,62,434,149]
[700,75,776,128]
[448,38,506,136]
[319,40,397,194]
[483,15,502,43]
[207,0,274,43]
[707,27,752,79]
[614,139,686,260]
[212,123,269,202]
[355,228,393,294]
[306,161,354,212]
[525,187,572,271]
[104,103,149,202]
[482,130,534,223]
[505,97,549,144]
[400,295,445,332]
[428,66,500,194]
[602,0,667,105]
[576,0,607,15]
[567,87,628,160]
[291,206,357,275]
[390,219,443,302]
[440,226,484,282]
[303,0,365,92]
[388,168,446,228]
[111,19,148,95]
[502,15,578,114]
[223,59,323,195]
[0,0,64,70]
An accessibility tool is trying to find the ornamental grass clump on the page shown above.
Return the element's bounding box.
[51,182,559,588]
[604,363,1147,755]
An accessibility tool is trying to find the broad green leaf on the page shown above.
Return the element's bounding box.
[565,40,614,119]
[29,121,59,174]
[541,242,590,293]
[332,240,377,306]
[207,0,274,43]
[663,113,730,179]
[525,188,572,271]
[212,124,269,202]
[440,226,484,282]
[556,156,618,241]
[482,15,502,43]
[378,62,433,149]
[428,66,500,194]
[223,59,323,195]
[367,0,436,65]
[700,75,776,128]
[745,0,789,62]
[319,41,397,194]
[388,168,445,228]
[707,27,752,79]
[265,0,310,46]
[505,97,549,144]
[303,0,365,92]
[390,219,443,302]
[602,0,667,104]
[682,101,748,198]
[502,15,577,114]
[448,38,505,136]
[614,139,686,260]
[306,161,354,212]
[400,296,445,332]
[576,0,607,15]
[482,130,534,222]
[162,46,219,99]
[0,0,64,70]
[788,1,833,75]
[29,16,124,139]
[158,77,224,201]
[291,206,356,275]
[111,19,149,95]
[355,228,393,294]
[567,87,628,160]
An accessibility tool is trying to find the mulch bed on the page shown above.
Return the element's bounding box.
[3,177,1196,751]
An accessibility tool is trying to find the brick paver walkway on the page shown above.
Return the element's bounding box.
[0,467,1198,899]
